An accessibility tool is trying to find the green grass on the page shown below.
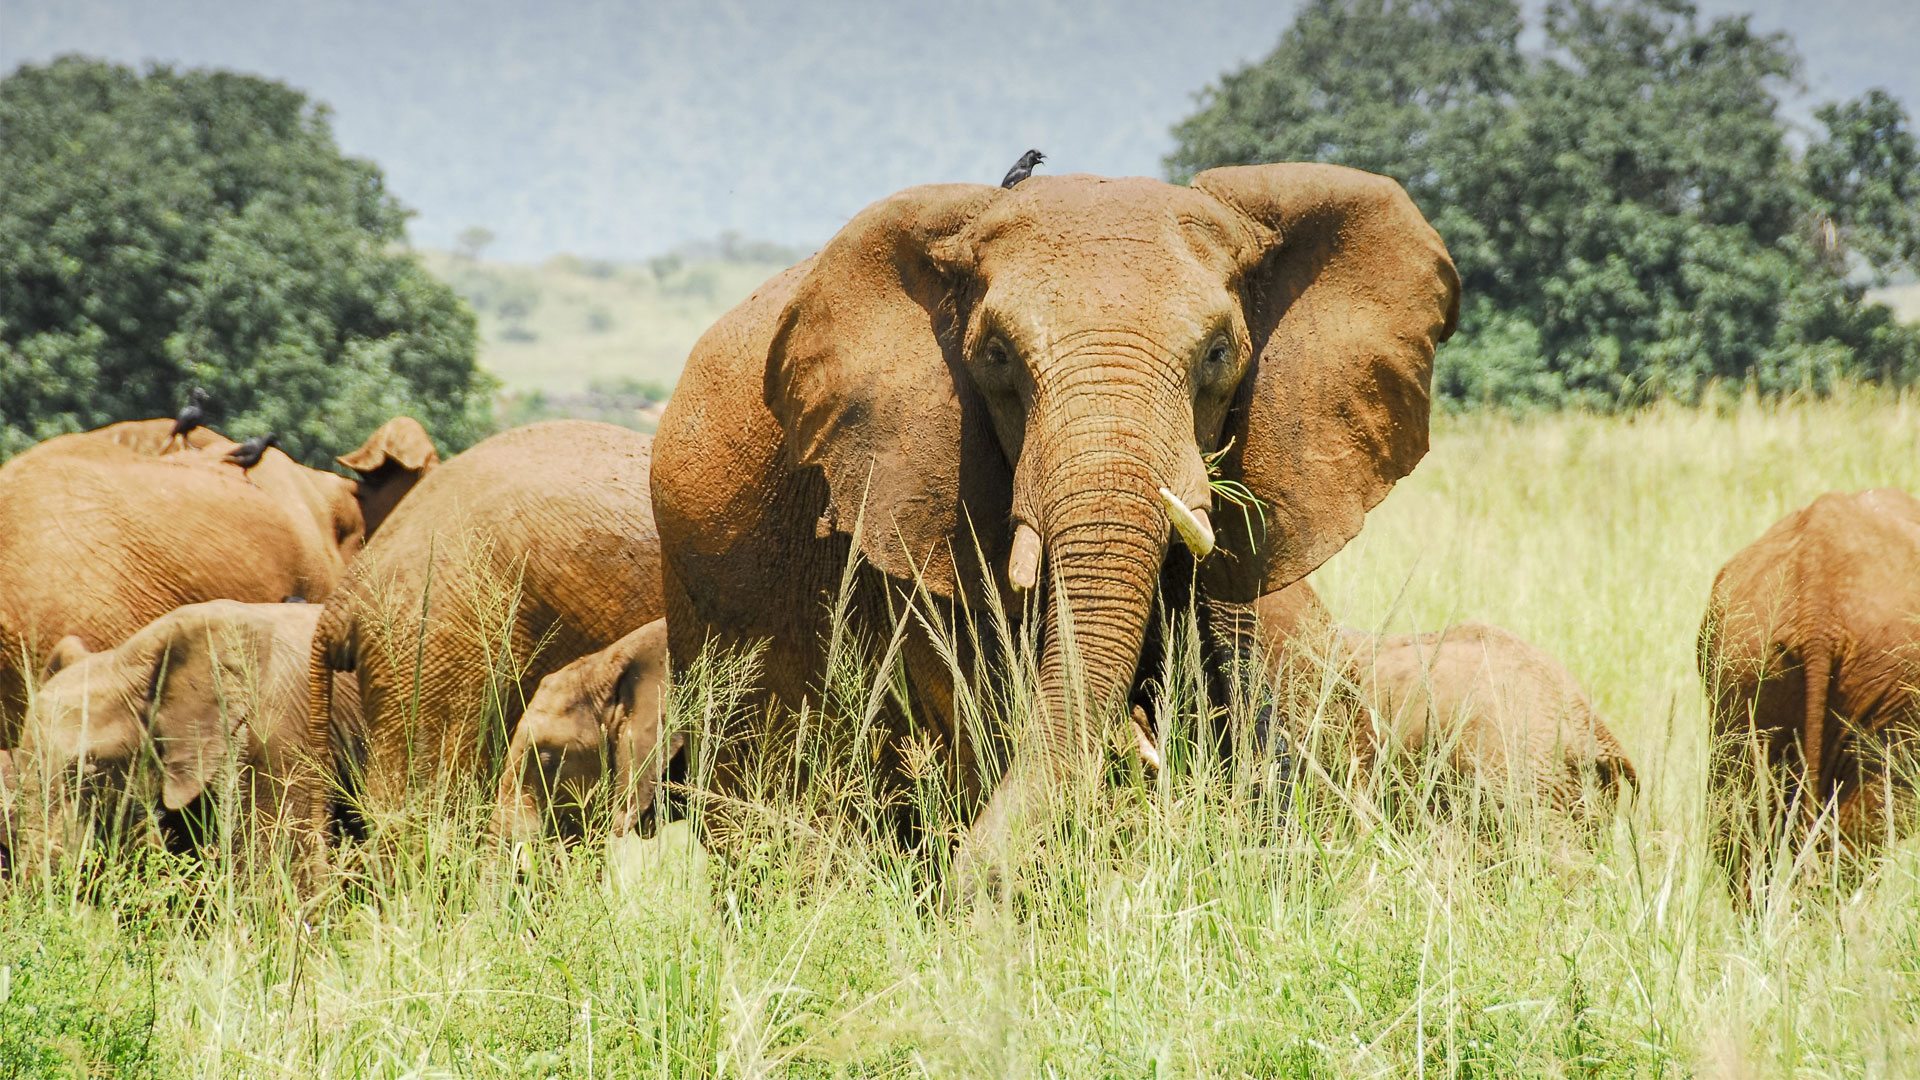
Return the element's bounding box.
[9,392,1920,1076]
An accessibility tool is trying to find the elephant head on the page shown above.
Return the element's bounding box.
[494,620,680,841]
[16,606,267,863]
[766,165,1457,840]
[336,416,439,537]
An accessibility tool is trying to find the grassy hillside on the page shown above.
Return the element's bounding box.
[8,395,1920,1074]
[421,248,796,399]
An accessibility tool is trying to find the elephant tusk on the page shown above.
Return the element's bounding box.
[1130,705,1164,775]
[1008,522,1042,592]
[1159,487,1215,559]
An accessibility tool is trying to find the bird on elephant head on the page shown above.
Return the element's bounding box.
[651,163,1459,892]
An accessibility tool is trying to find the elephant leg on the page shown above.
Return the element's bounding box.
[1202,595,1288,788]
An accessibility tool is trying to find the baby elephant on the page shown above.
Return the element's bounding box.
[494,620,683,842]
[15,600,358,868]
[1340,622,1637,822]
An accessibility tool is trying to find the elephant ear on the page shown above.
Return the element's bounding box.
[1192,163,1459,601]
[337,416,438,475]
[765,183,1007,594]
[147,628,255,811]
[39,636,93,679]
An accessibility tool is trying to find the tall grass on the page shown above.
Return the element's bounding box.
[7,393,1920,1076]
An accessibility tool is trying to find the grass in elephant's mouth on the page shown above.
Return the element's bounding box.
[9,391,1920,1076]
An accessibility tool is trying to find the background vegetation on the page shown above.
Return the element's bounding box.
[0,57,495,462]
[1169,0,1920,409]
[7,396,1920,1075]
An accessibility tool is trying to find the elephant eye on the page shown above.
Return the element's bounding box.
[982,338,1011,367]
[1205,338,1231,367]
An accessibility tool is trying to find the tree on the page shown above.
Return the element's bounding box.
[454,225,495,262]
[0,57,495,460]
[1168,0,1920,409]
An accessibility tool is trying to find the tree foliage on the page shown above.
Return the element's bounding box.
[0,57,495,460]
[1169,0,1920,409]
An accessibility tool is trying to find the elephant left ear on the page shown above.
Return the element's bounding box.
[1191,163,1459,601]
[337,416,439,476]
[765,183,1009,596]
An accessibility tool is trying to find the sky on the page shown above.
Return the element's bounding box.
[4,0,1916,261]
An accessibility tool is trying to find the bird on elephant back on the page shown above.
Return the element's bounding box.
[0,415,438,743]
[1700,488,1920,894]
[650,163,1460,890]
[304,421,665,845]
[4,600,361,879]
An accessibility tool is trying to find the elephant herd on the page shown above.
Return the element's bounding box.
[0,164,1913,898]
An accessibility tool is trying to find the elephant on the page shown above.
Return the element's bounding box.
[1699,488,1920,887]
[306,420,664,831]
[0,416,436,739]
[493,619,682,842]
[8,600,360,872]
[1339,622,1637,823]
[651,164,1458,877]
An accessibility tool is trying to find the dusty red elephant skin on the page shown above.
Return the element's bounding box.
[0,417,433,743]
[651,165,1459,870]
[1700,488,1920,883]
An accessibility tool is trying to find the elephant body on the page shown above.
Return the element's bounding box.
[0,417,434,738]
[654,166,1457,870]
[493,619,679,841]
[12,600,360,869]
[1340,622,1636,821]
[308,421,664,820]
[1699,488,1920,881]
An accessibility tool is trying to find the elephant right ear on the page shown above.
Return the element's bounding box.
[764,183,1008,595]
[337,416,439,476]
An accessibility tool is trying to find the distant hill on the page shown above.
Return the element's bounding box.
[421,245,799,399]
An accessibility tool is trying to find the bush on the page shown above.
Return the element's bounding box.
[1168,0,1920,409]
[0,57,496,462]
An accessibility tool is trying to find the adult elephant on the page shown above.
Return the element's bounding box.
[0,416,436,739]
[1699,489,1920,888]
[652,165,1458,878]
[306,421,663,826]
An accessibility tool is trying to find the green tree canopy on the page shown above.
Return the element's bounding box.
[0,56,495,460]
[1169,0,1920,408]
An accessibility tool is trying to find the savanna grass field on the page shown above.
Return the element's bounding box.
[6,393,1920,1077]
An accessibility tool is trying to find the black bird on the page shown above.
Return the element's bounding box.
[225,433,279,478]
[166,386,210,450]
[1001,149,1045,189]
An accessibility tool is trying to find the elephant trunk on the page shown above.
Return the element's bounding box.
[1014,362,1214,786]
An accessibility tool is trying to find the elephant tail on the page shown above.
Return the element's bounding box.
[1801,641,1833,823]
[305,607,357,851]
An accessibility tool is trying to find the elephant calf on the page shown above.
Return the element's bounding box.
[1339,622,1636,823]
[1700,488,1920,886]
[14,600,359,870]
[493,620,681,842]
[1234,583,1635,824]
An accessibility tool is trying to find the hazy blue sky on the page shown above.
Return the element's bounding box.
[5,0,1915,260]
